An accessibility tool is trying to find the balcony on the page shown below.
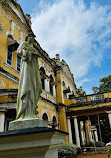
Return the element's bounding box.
[40,89,56,104]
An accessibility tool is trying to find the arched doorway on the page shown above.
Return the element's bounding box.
[42,113,48,122]
[52,116,57,128]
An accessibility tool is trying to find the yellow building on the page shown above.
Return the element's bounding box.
[0,1,111,147]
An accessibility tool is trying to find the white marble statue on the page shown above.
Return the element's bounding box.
[16,33,42,120]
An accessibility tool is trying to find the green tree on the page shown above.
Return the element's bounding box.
[92,74,111,94]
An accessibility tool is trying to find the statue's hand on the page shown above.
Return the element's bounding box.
[22,56,27,62]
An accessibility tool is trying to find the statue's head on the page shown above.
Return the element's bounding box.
[25,32,36,44]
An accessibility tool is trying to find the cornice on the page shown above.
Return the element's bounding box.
[0,67,19,83]
[0,2,30,34]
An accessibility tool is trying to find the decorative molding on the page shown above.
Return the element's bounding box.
[4,63,20,74]
[38,104,55,112]
[0,67,19,83]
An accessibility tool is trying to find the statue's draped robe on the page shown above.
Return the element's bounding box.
[16,41,42,119]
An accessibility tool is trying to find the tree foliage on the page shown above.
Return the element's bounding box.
[92,74,111,94]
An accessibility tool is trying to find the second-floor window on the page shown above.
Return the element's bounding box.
[17,55,21,72]
[7,46,13,66]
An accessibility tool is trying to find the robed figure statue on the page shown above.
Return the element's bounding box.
[16,33,42,120]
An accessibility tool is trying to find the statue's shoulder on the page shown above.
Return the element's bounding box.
[20,41,28,47]
[18,41,29,50]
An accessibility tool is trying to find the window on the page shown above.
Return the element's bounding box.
[42,113,48,122]
[52,116,57,128]
[49,75,54,95]
[17,55,21,71]
[62,81,65,86]
[39,67,46,90]
[7,46,13,66]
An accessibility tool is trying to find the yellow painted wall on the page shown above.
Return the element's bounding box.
[64,99,75,105]
[0,75,18,89]
[104,92,111,98]
[56,71,63,103]
[38,100,57,121]
[58,107,69,142]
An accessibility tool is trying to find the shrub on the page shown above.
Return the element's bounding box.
[95,141,105,147]
[58,143,77,158]
[86,141,94,147]
[106,146,111,158]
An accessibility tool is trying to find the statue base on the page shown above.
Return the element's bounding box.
[9,118,48,130]
[0,127,68,158]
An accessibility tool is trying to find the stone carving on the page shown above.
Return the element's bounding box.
[16,33,42,120]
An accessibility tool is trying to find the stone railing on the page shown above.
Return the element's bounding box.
[41,89,46,99]
[49,94,56,103]
[40,90,56,103]
[75,96,87,103]
[91,94,104,101]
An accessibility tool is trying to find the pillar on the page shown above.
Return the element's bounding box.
[107,111,111,129]
[0,112,5,132]
[53,85,56,97]
[73,116,80,147]
[81,130,85,144]
[45,79,50,93]
[80,121,85,145]
[89,131,93,142]
[94,130,98,142]
[44,79,47,91]
[67,117,73,143]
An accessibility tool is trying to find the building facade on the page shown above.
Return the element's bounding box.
[0,1,111,147]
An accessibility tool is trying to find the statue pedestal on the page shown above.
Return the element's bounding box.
[9,118,48,130]
[0,127,68,158]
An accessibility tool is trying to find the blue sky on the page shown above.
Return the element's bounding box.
[18,0,111,94]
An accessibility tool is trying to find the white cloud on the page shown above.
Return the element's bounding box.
[32,0,111,86]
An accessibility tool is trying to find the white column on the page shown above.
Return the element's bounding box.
[94,130,98,142]
[81,130,85,144]
[107,111,111,129]
[73,116,80,147]
[90,131,93,142]
[44,79,47,91]
[0,112,5,132]
[67,117,73,144]
[53,85,56,97]
[47,80,50,93]
[45,79,50,92]
[80,121,85,144]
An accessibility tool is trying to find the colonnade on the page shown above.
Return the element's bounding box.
[67,112,111,147]
[67,116,80,147]
[44,79,56,96]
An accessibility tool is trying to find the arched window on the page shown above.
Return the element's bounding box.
[7,35,19,67]
[49,75,54,95]
[39,67,46,90]
[52,116,57,128]
[42,113,48,122]
[17,55,21,71]
[62,81,65,86]
[68,86,70,91]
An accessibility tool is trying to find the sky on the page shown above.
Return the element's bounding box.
[18,0,111,94]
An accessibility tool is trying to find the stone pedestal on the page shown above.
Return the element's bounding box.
[9,118,48,130]
[0,127,68,158]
